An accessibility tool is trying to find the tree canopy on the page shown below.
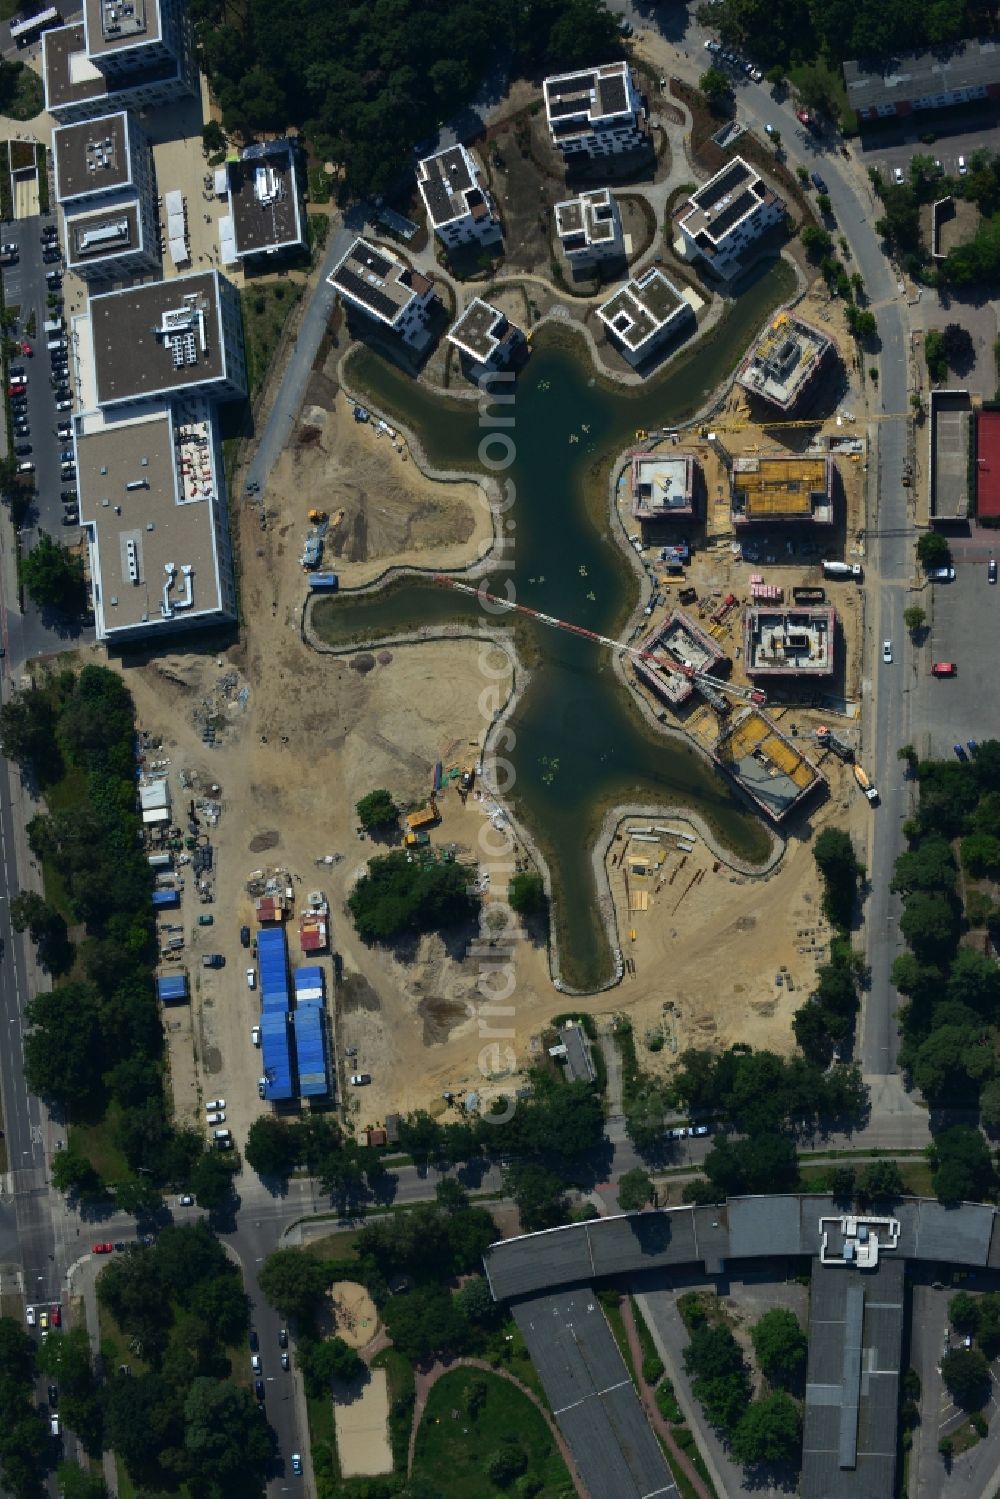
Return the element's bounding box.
[19,533,87,614]
[348,850,479,941]
[355,789,398,831]
[192,0,622,196]
[751,1308,807,1389]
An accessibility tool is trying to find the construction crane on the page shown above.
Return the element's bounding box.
[433,575,765,714]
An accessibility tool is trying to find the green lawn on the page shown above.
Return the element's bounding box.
[240,282,303,397]
[370,1346,415,1471]
[304,1228,361,1261]
[69,1102,129,1183]
[412,1368,570,1497]
[786,58,857,135]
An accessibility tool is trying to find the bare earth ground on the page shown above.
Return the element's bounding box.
[113,269,872,1131]
[333,1366,392,1478]
[328,1282,379,1350]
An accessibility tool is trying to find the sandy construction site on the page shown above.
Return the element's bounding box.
[111,308,872,1132]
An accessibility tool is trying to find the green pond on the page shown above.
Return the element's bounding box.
[316,260,795,990]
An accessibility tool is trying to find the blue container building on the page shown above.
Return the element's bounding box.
[152,888,180,909]
[156,973,188,1003]
[260,1010,294,1101]
[258,926,290,1013]
[293,999,328,1097]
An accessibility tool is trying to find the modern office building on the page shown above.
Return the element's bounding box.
[417,143,500,249]
[543,61,647,158]
[597,266,692,368]
[43,0,196,123]
[220,139,306,266]
[71,270,246,645]
[328,237,439,351]
[678,158,785,280]
[554,187,624,265]
[447,297,526,380]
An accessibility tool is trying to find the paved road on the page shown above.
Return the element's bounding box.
[241,206,370,500]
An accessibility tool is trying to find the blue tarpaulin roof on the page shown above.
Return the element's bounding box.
[260,1010,294,1100]
[156,974,188,1002]
[293,999,327,1097]
[152,888,180,908]
[258,926,289,1012]
[294,966,324,991]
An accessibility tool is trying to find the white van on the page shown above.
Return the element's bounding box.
[17,461,34,474]
[958,154,968,175]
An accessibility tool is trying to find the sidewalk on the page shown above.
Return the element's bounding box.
[620,1295,714,1499]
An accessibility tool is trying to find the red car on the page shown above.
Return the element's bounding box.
[7,383,26,396]
[20,341,31,356]
[92,1242,113,1254]
[931,662,956,677]
[50,1306,61,1326]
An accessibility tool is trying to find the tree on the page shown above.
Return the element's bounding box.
[23,981,104,1110]
[904,605,926,635]
[949,1291,980,1334]
[201,119,225,152]
[800,224,832,260]
[913,1026,994,1103]
[699,66,731,108]
[793,64,840,120]
[856,1159,903,1202]
[917,531,951,568]
[617,1167,654,1212]
[383,1284,467,1361]
[182,1377,272,1482]
[503,1162,569,1232]
[244,1116,301,1178]
[50,1148,103,1200]
[941,1347,991,1411]
[941,322,974,371]
[929,1125,995,1203]
[899,890,959,962]
[355,788,398,831]
[960,831,1000,879]
[113,1174,164,1218]
[507,871,546,916]
[348,850,478,941]
[8,890,73,973]
[925,328,948,382]
[830,1165,856,1204]
[683,1323,750,1434]
[731,1391,801,1464]
[980,1077,1000,1130]
[486,1443,528,1486]
[190,1150,234,1210]
[703,1133,798,1197]
[751,1308,807,1389]
[892,835,956,895]
[817,192,832,215]
[813,827,860,929]
[297,1335,363,1396]
[0,688,63,783]
[455,1276,501,1329]
[19,533,87,613]
[258,1249,330,1324]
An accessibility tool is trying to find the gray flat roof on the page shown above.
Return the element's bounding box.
[557,1025,595,1084]
[54,111,131,202]
[44,23,108,110]
[90,272,226,403]
[598,268,686,353]
[227,141,303,256]
[513,1290,676,1499]
[447,298,511,362]
[328,236,434,327]
[417,143,490,228]
[79,404,224,635]
[802,1257,903,1499]
[84,0,163,57]
[930,389,971,520]
[844,38,1000,112]
[67,201,142,267]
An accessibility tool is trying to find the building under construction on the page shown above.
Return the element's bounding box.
[736,312,834,414]
[714,707,824,821]
[731,454,835,526]
[745,605,837,678]
[631,451,699,521]
[636,608,727,706]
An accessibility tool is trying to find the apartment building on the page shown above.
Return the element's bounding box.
[328,237,439,351]
[597,266,692,368]
[43,0,196,123]
[447,297,526,380]
[678,158,785,280]
[417,144,500,249]
[543,61,647,158]
[554,187,624,265]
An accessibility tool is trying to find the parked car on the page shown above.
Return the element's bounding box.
[931,661,956,677]
[882,640,892,663]
[10,365,26,378]
[50,1413,60,1437]
[246,967,256,989]
[955,744,968,760]
[39,1310,48,1330]
[255,1379,265,1403]
[281,1352,290,1370]
[893,165,904,185]
[178,1194,194,1206]
[279,1329,288,1349]
[958,154,968,175]
[0,241,18,255]
[350,1073,372,1086]
[14,443,30,456]
[251,1024,261,1047]
[48,1384,58,1406]
[206,1098,226,1111]
[206,1111,226,1125]
[990,558,997,583]
[62,510,79,525]
[92,1242,114,1254]
[927,566,955,581]
[291,1454,303,1475]
[26,1306,36,1326]
[60,489,77,503]
[691,1124,711,1137]
[240,924,251,947]
[810,171,828,192]
[55,399,73,411]
[250,1354,262,1373]
[50,1306,61,1327]
[249,1330,259,1352]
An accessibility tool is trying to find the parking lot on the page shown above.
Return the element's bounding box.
[1,214,77,540]
[860,109,1000,181]
[914,539,1000,757]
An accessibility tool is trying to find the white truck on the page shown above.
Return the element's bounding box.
[822,561,863,580]
[854,765,879,803]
